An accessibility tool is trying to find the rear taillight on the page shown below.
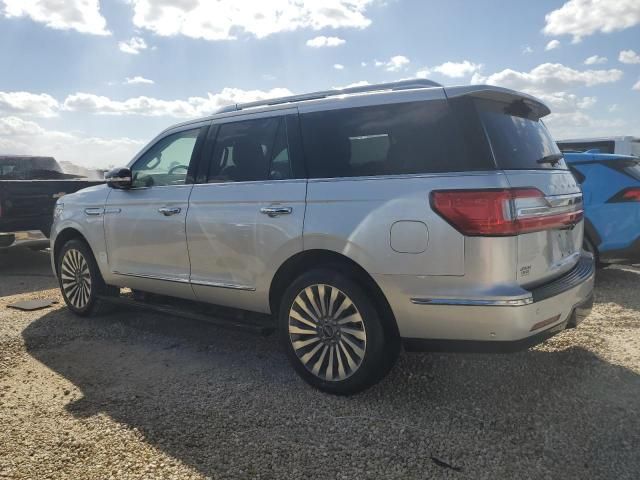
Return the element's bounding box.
[607,187,640,203]
[431,188,583,236]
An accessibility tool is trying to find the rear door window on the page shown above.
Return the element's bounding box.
[476,99,567,170]
[299,100,492,179]
[207,116,292,182]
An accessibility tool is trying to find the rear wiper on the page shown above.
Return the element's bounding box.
[536,154,564,166]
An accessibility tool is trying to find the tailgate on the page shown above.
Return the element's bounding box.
[503,170,583,286]
[0,180,101,220]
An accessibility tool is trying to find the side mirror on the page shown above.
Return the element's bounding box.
[106,167,133,189]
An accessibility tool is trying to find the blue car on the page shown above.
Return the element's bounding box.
[563,151,640,266]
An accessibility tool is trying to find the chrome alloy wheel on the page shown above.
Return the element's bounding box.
[60,249,92,309]
[288,284,367,381]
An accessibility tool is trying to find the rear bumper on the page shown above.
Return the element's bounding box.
[403,292,594,353]
[376,253,595,351]
[599,236,640,264]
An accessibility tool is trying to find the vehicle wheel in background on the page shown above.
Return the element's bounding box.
[56,239,118,316]
[279,268,394,395]
[583,236,604,269]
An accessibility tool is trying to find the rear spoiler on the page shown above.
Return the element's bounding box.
[444,85,551,119]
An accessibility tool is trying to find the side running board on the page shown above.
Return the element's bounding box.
[97,294,276,336]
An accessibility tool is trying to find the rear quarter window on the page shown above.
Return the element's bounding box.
[299,100,493,179]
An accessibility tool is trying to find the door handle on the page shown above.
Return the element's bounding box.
[158,207,181,216]
[260,206,292,217]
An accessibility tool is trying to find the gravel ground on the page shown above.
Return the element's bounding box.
[0,247,639,479]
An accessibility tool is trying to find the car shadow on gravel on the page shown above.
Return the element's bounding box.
[22,306,640,479]
[0,247,57,297]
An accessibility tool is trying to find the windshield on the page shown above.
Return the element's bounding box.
[477,99,567,170]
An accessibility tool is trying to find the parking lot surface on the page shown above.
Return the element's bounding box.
[1,248,639,479]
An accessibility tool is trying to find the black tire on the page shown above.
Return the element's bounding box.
[279,268,394,395]
[583,236,604,269]
[56,239,118,316]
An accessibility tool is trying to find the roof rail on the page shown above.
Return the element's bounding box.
[215,79,442,114]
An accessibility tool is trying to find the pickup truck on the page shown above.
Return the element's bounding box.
[0,156,103,249]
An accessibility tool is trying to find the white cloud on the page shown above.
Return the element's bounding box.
[1,0,109,35]
[0,91,59,118]
[62,87,294,117]
[545,110,627,139]
[118,36,148,55]
[470,61,633,137]
[333,63,345,70]
[584,55,607,65]
[633,79,640,91]
[619,49,640,64]
[522,45,533,54]
[360,61,367,67]
[543,0,640,43]
[433,60,482,78]
[0,116,143,169]
[375,55,410,72]
[471,63,623,94]
[415,69,431,79]
[608,104,619,112]
[545,39,561,51]
[128,0,374,40]
[306,35,345,47]
[124,76,154,85]
[516,91,596,114]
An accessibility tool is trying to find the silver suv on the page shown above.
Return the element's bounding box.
[50,80,595,395]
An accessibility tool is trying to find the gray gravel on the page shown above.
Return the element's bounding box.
[1,247,639,479]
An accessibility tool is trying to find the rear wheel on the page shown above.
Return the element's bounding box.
[279,268,393,395]
[57,239,118,316]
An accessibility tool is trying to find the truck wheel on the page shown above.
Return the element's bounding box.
[57,239,118,316]
[279,268,393,395]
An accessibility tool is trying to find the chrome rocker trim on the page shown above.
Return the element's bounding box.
[112,271,256,291]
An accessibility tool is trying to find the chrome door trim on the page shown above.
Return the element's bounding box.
[260,206,293,217]
[112,271,190,284]
[158,206,182,216]
[190,279,256,291]
[411,297,534,307]
[84,208,103,216]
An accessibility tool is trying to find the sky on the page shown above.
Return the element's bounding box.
[0,0,639,169]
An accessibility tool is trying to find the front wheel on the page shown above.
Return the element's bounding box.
[279,268,393,395]
[57,239,117,316]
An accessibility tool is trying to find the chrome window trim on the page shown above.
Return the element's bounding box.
[307,171,504,183]
[411,297,534,307]
[209,107,298,126]
[193,178,306,187]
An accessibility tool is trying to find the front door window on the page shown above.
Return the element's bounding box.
[131,128,201,188]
